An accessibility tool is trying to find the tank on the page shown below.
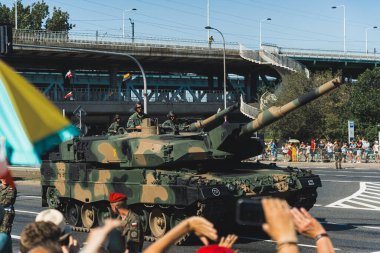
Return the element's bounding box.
[41,77,342,243]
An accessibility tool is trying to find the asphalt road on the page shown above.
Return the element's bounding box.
[9,164,380,253]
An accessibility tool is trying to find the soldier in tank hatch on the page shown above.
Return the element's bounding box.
[108,192,144,253]
[126,102,147,130]
[108,114,121,135]
[0,175,16,234]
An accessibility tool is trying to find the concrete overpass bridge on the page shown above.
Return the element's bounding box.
[2,30,380,132]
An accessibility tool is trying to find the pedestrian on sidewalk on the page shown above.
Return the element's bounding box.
[334,140,343,169]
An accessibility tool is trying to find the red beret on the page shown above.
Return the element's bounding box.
[109,192,127,203]
[196,245,235,253]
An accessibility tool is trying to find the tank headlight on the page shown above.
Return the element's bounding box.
[226,183,236,192]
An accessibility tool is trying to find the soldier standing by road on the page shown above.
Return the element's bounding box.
[108,114,121,135]
[0,176,16,234]
[108,192,144,253]
[334,140,343,170]
[126,102,147,130]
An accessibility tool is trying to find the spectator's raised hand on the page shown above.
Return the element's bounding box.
[82,219,122,253]
[262,198,299,253]
[290,207,326,238]
[262,198,297,243]
[219,234,238,249]
[187,216,218,245]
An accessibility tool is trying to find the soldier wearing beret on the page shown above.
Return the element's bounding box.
[109,192,144,253]
[0,176,16,234]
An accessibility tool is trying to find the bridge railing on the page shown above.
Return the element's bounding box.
[13,29,240,50]
[36,86,241,103]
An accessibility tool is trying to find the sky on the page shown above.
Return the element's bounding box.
[3,0,380,52]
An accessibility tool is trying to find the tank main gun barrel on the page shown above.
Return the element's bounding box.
[188,102,239,132]
[239,77,343,137]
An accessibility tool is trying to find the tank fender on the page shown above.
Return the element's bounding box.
[198,185,232,200]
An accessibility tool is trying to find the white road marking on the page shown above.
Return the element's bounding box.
[326,182,380,211]
[319,174,380,179]
[314,204,322,207]
[313,170,380,175]
[17,195,42,199]
[323,180,380,183]
[239,236,340,250]
[15,209,39,215]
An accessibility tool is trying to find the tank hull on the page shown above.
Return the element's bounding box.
[41,161,321,241]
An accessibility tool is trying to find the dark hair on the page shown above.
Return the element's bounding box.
[28,240,63,253]
[134,102,143,111]
[20,221,61,253]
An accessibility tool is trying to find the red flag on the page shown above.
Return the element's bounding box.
[64,91,73,100]
[0,138,16,189]
[65,70,73,79]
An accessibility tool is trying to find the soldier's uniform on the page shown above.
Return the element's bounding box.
[161,111,187,134]
[126,112,147,129]
[108,121,120,135]
[0,184,16,234]
[119,210,144,253]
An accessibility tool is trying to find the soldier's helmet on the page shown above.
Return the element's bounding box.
[134,102,143,111]
[167,111,176,119]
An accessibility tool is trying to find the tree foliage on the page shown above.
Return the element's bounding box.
[45,7,73,31]
[346,67,380,141]
[0,0,73,31]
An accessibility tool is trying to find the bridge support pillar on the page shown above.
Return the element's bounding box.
[245,71,259,102]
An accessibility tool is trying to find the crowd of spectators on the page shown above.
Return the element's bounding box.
[6,194,337,253]
[261,137,380,164]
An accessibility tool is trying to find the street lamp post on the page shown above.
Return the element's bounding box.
[365,26,377,54]
[259,18,271,49]
[14,0,17,29]
[122,8,137,38]
[332,5,346,52]
[129,18,135,43]
[205,26,227,110]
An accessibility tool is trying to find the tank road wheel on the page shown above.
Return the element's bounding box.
[170,212,189,245]
[66,202,82,227]
[97,204,112,226]
[46,187,60,209]
[81,203,98,228]
[132,207,149,234]
[149,208,169,238]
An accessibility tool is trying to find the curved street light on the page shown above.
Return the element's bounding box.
[259,18,271,49]
[205,25,227,110]
[365,26,377,54]
[332,5,346,52]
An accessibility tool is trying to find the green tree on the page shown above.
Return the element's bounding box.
[347,67,380,141]
[45,7,73,31]
[0,1,73,31]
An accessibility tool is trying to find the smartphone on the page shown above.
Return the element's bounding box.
[236,198,265,226]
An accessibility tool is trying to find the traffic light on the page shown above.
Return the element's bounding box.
[0,24,12,55]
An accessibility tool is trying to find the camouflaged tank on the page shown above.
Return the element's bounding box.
[41,77,342,243]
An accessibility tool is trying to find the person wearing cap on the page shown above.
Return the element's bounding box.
[108,114,121,135]
[35,209,79,252]
[0,176,16,234]
[108,192,144,253]
[126,102,147,130]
